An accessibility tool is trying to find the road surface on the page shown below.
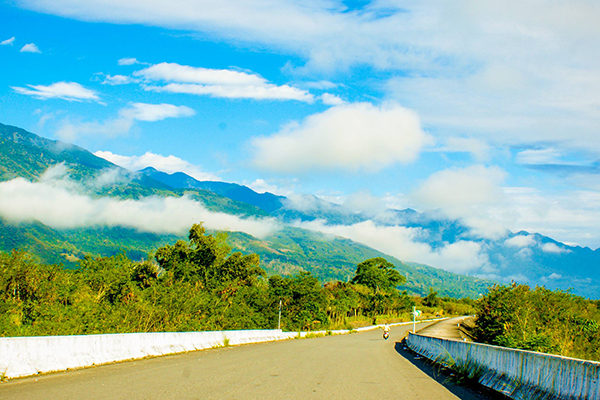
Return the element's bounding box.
[0,322,501,399]
[418,316,474,340]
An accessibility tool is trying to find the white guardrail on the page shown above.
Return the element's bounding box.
[0,318,442,380]
[0,330,296,379]
[406,333,600,400]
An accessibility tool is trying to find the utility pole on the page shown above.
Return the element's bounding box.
[278,299,282,330]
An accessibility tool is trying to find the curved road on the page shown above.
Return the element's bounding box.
[1,322,499,399]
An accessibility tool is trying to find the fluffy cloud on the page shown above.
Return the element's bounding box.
[57,102,195,140]
[101,74,139,85]
[414,165,509,239]
[415,165,507,211]
[20,43,40,53]
[1,37,15,45]
[95,150,218,181]
[12,82,99,102]
[15,1,600,152]
[118,57,142,65]
[252,102,430,172]
[515,148,565,165]
[149,83,312,102]
[320,93,345,106]
[0,167,278,238]
[136,62,265,86]
[502,187,600,248]
[541,242,572,254]
[136,62,313,102]
[246,179,295,197]
[297,219,488,274]
[411,175,600,248]
[504,234,536,248]
[123,102,195,121]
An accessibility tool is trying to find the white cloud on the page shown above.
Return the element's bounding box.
[340,191,387,216]
[123,102,195,121]
[1,37,15,45]
[296,219,488,274]
[541,242,572,254]
[252,102,430,173]
[56,103,195,140]
[502,187,600,248]
[147,82,312,102]
[320,93,345,105]
[136,62,266,86]
[439,137,492,162]
[118,57,141,65]
[14,1,600,153]
[516,248,534,259]
[303,81,338,90]
[0,168,278,238]
[20,43,40,53]
[413,165,509,238]
[102,74,138,85]
[95,150,218,181]
[247,179,278,195]
[12,82,99,102]
[9,0,436,71]
[515,148,564,165]
[504,234,536,248]
[246,179,295,197]
[135,62,313,102]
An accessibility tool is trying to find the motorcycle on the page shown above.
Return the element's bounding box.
[383,331,390,340]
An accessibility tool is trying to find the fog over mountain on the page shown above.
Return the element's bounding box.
[137,161,600,298]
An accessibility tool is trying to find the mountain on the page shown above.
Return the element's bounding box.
[0,122,177,198]
[2,122,599,298]
[138,167,368,225]
[0,123,113,181]
[0,122,494,297]
[141,161,600,297]
[139,166,285,213]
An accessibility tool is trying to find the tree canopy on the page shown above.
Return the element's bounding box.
[351,257,405,292]
[0,224,473,337]
[474,283,600,361]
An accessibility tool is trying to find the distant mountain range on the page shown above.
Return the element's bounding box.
[140,166,286,213]
[139,162,600,298]
[1,121,599,298]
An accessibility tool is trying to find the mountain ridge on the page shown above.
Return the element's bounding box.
[1,122,599,298]
[0,122,494,298]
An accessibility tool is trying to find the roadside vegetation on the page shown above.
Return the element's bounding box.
[0,223,472,337]
[473,283,600,361]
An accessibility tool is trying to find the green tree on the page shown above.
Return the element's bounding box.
[423,288,440,307]
[351,257,405,293]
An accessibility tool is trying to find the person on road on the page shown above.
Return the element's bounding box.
[382,323,390,339]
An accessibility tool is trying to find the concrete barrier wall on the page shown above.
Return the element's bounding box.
[0,318,443,380]
[0,330,297,379]
[406,333,600,400]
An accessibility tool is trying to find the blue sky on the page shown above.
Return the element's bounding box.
[1,0,600,261]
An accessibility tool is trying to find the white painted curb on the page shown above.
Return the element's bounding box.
[0,330,295,379]
[0,318,442,380]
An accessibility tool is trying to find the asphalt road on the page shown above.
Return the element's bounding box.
[418,316,474,340]
[0,322,501,400]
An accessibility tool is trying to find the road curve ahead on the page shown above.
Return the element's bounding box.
[1,323,488,400]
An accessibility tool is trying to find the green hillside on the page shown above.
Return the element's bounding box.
[227,228,491,298]
[0,122,495,298]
